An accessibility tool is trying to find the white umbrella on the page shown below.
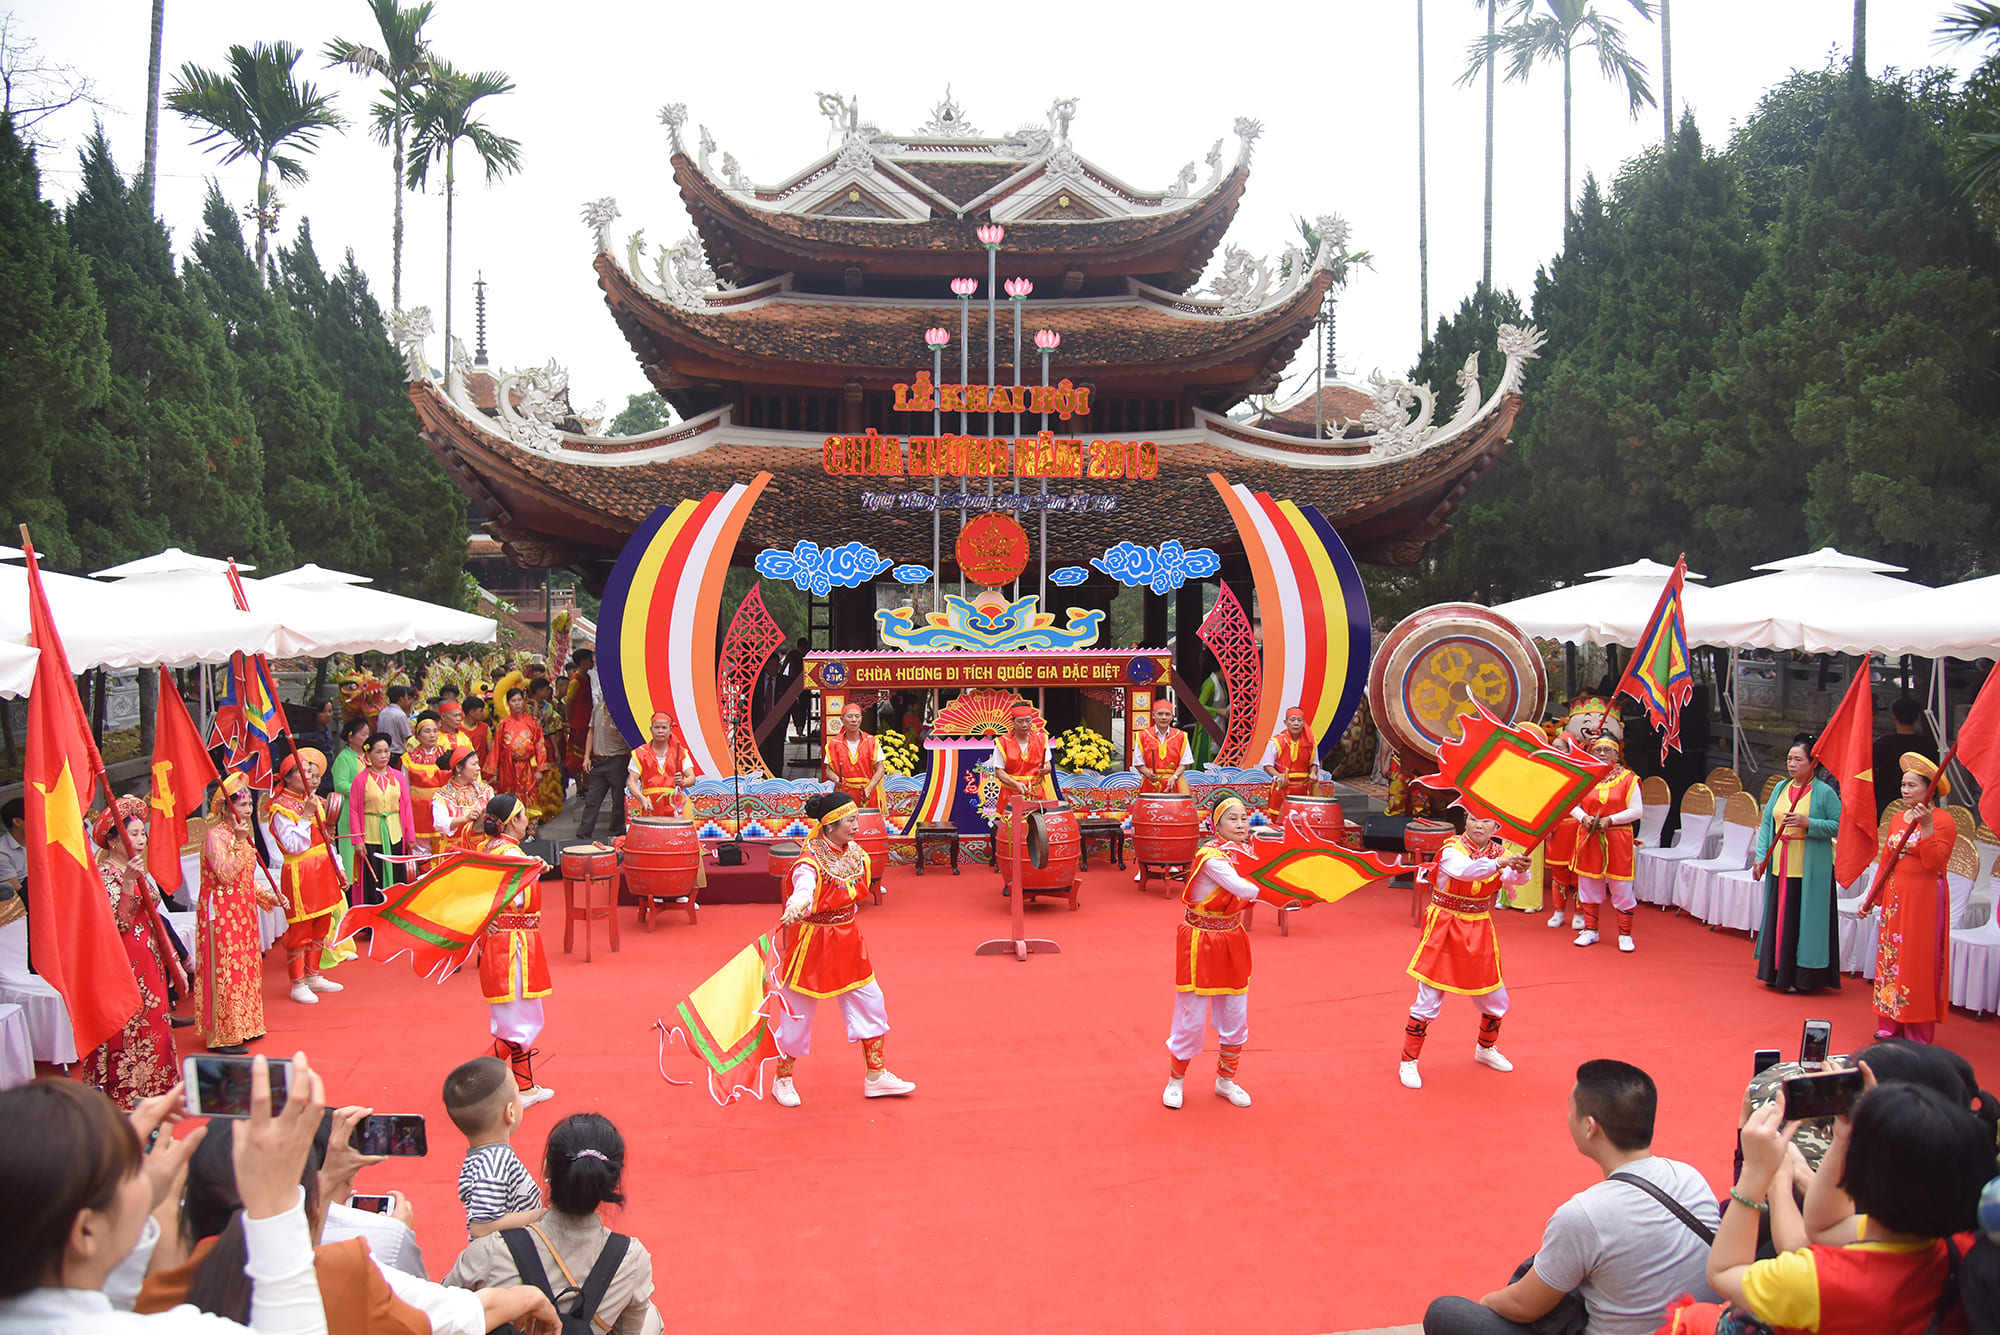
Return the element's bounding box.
[0,639,39,697]
[257,565,496,653]
[0,561,280,670]
[1686,548,1927,651]
[1489,558,1710,646]
[90,547,254,578]
[1801,572,2000,659]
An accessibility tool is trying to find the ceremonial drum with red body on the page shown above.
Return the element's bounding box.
[1279,796,1352,848]
[560,844,618,881]
[1131,792,1200,866]
[853,809,890,886]
[1365,603,1548,762]
[766,840,803,883]
[622,817,700,899]
[997,804,1080,890]
[1404,818,1455,864]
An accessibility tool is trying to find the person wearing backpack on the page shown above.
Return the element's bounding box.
[445,1114,661,1335]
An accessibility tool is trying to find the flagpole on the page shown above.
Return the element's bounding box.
[1862,736,1963,912]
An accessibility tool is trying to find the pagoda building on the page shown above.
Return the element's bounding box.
[403,93,1544,664]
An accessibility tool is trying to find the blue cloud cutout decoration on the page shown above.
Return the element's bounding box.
[1048,566,1089,587]
[754,541,894,596]
[1088,540,1221,594]
[891,564,934,584]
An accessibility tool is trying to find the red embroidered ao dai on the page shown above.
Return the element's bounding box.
[196,821,266,1048]
[1874,808,1957,1028]
[78,855,177,1107]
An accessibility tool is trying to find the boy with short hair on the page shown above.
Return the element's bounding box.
[443,1055,544,1238]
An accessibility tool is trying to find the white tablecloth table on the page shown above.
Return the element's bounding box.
[0,919,78,1065]
[0,1002,35,1088]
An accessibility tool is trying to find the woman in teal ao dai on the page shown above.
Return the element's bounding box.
[1752,740,1841,993]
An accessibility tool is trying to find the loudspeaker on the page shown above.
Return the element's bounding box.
[1361,814,1413,853]
[520,836,563,878]
[716,843,746,866]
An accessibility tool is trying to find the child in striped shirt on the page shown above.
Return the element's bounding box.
[444,1055,545,1238]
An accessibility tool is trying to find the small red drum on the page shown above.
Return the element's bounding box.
[623,817,700,900]
[767,840,803,883]
[1404,818,1454,865]
[996,804,1080,891]
[1131,792,1199,866]
[561,843,617,881]
[1279,796,1351,848]
[853,808,890,886]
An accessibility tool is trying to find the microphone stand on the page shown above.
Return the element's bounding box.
[718,693,747,866]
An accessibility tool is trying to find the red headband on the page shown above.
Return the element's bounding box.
[1285,707,1306,722]
[1008,703,1037,719]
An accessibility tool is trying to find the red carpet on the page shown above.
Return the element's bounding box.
[181,864,2000,1334]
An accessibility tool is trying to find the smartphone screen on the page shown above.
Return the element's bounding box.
[1799,1020,1833,1068]
[183,1054,290,1117]
[350,1114,428,1157]
[1783,1070,1865,1121]
[346,1194,394,1214]
[1753,1049,1782,1077]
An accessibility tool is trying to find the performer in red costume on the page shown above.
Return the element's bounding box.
[989,702,1054,800]
[1571,734,1643,952]
[770,793,916,1108]
[1136,703,1191,794]
[1399,811,1530,1090]
[1163,796,1261,1110]
[626,710,695,818]
[1547,700,1611,931]
[269,749,347,1008]
[477,794,554,1108]
[432,744,494,856]
[401,710,448,864]
[821,703,886,808]
[1258,707,1319,816]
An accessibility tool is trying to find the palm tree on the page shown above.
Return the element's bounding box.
[1466,0,1656,222]
[1659,0,1672,145]
[1938,4,2000,198]
[1481,0,1496,290]
[165,41,344,284]
[143,0,164,210]
[1417,0,1430,343]
[404,59,522,358]
[325,0,435,312]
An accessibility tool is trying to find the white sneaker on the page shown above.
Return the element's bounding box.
[1570,913,1586,930]
[1618,934,1636,952]
[1547,909,1565,928]
[519,1085,554,1108]
[1399,1060,1423,1089]
[288,982,318,1005]
[771,1076,800,1108]
[1163,1077,1184,1109]
[1474,1045,1514,1072]
[1214,1077,1252,1107]
[1573,929,1600,947]
[864,1071,916,1097]
[303,975,343,994]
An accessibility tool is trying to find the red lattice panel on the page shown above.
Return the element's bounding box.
[1199,583,1261,767]
[719,586,787,775]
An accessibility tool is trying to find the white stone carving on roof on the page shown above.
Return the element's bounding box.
[387,305,434,382]
[659,103,687,153]
[916,87,979,138]
[581,197,619,255]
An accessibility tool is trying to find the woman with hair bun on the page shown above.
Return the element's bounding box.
[476,795,555,1108]
[445,1112,663,1334]
[768,792,915,1108]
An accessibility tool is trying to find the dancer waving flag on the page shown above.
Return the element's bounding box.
[1613,553,1695,752]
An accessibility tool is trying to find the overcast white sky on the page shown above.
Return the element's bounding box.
[16,1,1981,416]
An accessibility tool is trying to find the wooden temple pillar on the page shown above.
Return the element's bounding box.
[1142,589,1169,652]
[1173,581,1206,691]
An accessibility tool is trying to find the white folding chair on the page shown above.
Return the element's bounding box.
[1950,917,2000,1017]
[1637,786,1718,907]
[1635,802,1670,852]
[1837,870,1880,976]
[1709,867,1764,934]
[1676,794,1761,923]
[0,919,78,1065]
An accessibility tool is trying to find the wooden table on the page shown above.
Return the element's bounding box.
[912,823,962,876]
[1076,818,1126,871]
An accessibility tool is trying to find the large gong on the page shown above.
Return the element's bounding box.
[1366,603,1547,760]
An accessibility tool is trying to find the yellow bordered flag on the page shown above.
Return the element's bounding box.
[334,849,542,983]
[1615,553,1696,753]
[1233,827,1406,906]
[1415,700,1612,847]
[656,934,786,1105]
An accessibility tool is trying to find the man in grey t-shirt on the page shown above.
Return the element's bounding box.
[1423,1059,1720,1334]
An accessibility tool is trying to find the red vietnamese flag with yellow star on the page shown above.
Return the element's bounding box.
[1812,654,1878,890]
[20,537,141,1054]
[148,665,219,896]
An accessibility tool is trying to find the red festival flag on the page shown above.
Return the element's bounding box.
[1614,554,1697,753]
[1955,669,2000,835]
[1812,655,1878,889]
[148,666,220,896]
[18,535,142,1054]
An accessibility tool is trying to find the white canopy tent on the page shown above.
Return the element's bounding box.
[1490,558,1711,646]
[0,640,39,698]
[1802,573,2000,659]
[1683,549,1928,651]
[1,553,281,676]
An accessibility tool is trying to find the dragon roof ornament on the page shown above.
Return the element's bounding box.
[387,305,434,382]
[1343,322,1547,456]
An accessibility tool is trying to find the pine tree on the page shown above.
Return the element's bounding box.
[63,129,275,567]
[0,115,110,568]
[187,187,381,574]
[608,390,671,436]
[275,221,463,602]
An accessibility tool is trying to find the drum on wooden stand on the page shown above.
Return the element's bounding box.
[1278,796,1353,849]
[766,841,803,885]
[1131,792,1199,892]
[996,803,1082,910]
[853,809,890,903]
[622,817,700,928]
[560,844,618,882]
[1403,817,1456,926]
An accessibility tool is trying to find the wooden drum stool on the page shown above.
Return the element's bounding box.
[560,844,621,962]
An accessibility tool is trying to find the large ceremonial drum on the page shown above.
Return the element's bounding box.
[1280,796,1353,848]
[1366,603,1548,761]
[1404,817,1454,864]
[622,817,700,899]
[560,843,617,881]
[853,808,890,886]
[766,840,803,883]
[997,804,1080,889]
[1131,792,1200,866]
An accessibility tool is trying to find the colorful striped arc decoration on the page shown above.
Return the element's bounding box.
[597,476,774,776]
[1207,476,1372,769]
